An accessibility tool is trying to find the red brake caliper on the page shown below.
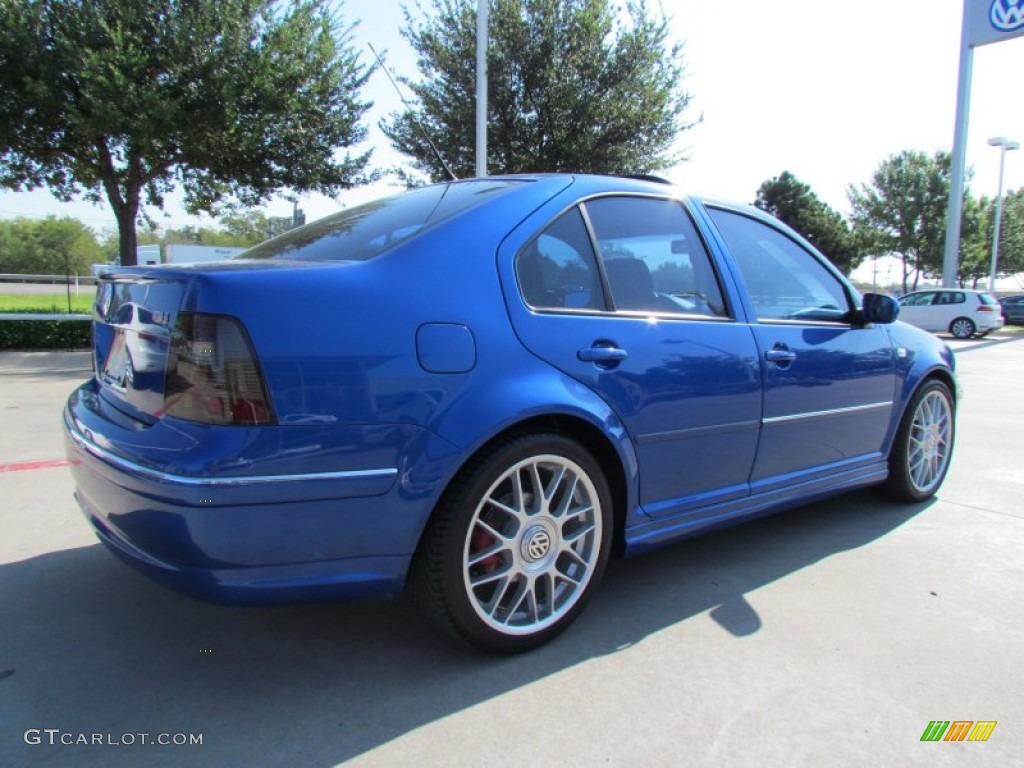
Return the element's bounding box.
[470,526,501,573]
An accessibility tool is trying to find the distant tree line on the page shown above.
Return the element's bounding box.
[6,157,1021,290]
[755,151,1024,294]
[0,216,103,275]
[0,210,289,275]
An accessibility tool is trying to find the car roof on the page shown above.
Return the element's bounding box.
[497,172,778,221]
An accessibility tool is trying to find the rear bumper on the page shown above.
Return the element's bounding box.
[979,314,1005,332]
[63,381,439,604]
[77,490,409,604]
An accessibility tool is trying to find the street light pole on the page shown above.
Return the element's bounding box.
[988,136,1019,292]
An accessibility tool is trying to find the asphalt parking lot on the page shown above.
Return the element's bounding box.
[1,336,1022,767]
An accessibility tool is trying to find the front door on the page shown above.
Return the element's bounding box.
[703,206,897,491]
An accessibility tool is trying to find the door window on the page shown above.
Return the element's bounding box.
[708,208,852,322]
[900,292,935,307]
[584,197,728,317]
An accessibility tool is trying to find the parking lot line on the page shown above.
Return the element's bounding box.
[0,458,70,473]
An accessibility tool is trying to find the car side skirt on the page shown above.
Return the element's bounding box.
[622,458,888,556]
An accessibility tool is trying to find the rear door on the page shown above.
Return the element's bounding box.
[702,206,897,491]
[503,195,762,518]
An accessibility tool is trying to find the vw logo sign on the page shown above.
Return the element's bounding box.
[524,529,551,561]
[991,0,1024,31]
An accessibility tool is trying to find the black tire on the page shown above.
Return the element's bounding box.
[412,433,613,654]
[876,379,955,502]
[949,317,975,339]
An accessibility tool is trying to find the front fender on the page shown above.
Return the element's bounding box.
[884,322,960,448]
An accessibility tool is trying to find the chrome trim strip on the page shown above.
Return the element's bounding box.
[66,423,398,487]
[637,419,761,444]
[762,401,893,425]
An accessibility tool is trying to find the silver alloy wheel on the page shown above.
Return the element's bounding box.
[950,318,975,339]
[906,389,953,494]
[462,454,603,635]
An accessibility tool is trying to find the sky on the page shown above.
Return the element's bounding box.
[1,0,1022,238]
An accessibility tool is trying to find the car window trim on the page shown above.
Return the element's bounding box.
[515,193,735,321]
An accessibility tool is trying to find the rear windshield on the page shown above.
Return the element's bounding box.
[978,293,998,306]
[240,180,525,262]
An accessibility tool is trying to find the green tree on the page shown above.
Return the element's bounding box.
[98,227,161,260]
[383,0,695,181]
[0,0,372,266]
[754,171,863,274]
[997,188,1024,281]
[0,216,104,275]
[956,193,991,288]
[220,211,296,244]
[97,208,299,258]
[848,150,954,294]
[160,225,246,248]
[962,188,1024,289]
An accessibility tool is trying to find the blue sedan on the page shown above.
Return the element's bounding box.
[64,174,957,653]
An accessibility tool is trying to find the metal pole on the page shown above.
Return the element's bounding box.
[65,250,72,314]
[942,2,973,288]
[475,0,488,178]
[988,141,1018,291]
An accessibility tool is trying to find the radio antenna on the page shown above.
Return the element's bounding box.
[369,43,458,182]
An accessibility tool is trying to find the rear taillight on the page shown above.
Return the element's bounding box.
[162,313,275,426]
[978,306,995,312]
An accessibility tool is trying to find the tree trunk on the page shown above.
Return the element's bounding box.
[96,142,142,267]
[103,181,141,267]
[114,203,139,266]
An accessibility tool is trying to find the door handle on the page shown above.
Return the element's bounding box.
[578,344,628,365]
[764,346,797,364]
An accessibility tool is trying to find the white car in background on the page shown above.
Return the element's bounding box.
[106,301,170,374]
[897,288,1004,339]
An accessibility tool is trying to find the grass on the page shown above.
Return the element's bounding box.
[0,292,95,313]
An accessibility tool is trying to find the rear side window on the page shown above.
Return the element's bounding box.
[243,180,525,262]
[516,197,730,317]
[517,207,605,310]
[584,197,728,317]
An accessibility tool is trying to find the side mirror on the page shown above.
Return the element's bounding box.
[861,293,899,325]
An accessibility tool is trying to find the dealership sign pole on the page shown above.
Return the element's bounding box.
[942,0,1024,288]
